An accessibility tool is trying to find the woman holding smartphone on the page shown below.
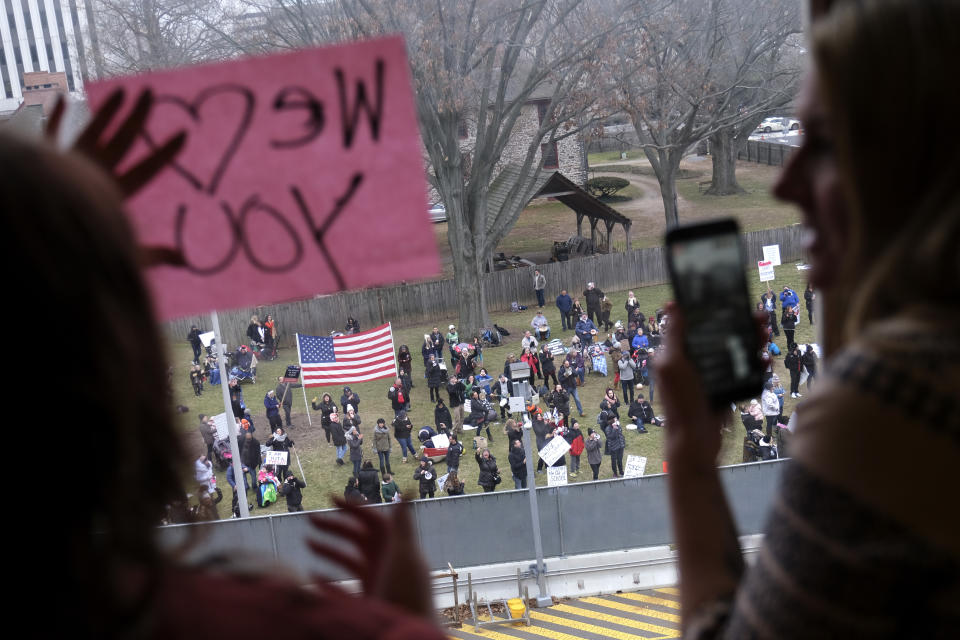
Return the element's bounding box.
[657,2,960,637]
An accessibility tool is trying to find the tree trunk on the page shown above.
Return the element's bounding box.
[645,148,682,228]
[706,128,746,195]
[451,236,490,340]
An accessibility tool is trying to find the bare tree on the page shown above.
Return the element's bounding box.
[608,0,801,225]
[91,0,235,74]
[240,0,611,336]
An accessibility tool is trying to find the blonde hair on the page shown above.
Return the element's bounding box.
[812,1,960,349]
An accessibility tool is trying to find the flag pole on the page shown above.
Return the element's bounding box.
[295,333,312,426]
[387,321,398,378]
[292,446,306,482]
[212,310,249,519]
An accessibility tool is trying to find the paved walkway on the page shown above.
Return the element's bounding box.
[450,587,682,640]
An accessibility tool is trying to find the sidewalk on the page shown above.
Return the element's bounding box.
[450,587,682,640]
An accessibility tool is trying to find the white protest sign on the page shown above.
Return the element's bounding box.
[437,473,449,493]
[265,450,289,466]
[762,244,782,266]
[547,466,568,487]
[212,413,229,439]
[623,455,647,478]
[199,330,216,347]
[509,396,526,413]
[758,260,775,282]
[462,401,471,414]
[431,433,450,450]
[538,435,571,467]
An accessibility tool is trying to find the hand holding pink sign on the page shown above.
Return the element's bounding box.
[86,37,438,320]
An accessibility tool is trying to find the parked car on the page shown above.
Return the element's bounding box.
[428,202,447,223]
[756,117,787,133]
[786,118,801,131]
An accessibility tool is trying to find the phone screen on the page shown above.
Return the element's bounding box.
[667,221,762,406]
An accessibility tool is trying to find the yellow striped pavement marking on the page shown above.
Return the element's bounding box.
[529,610,656,640]
[616,593,681,609]
[553,601,680,635]
[457,624,535,640]
[654,587,679,596]
[575,597,682,624]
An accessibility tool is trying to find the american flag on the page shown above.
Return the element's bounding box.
[297,324,397,387]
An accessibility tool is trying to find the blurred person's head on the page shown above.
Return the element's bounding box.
[775,0,960,352]
[4,133,184,629]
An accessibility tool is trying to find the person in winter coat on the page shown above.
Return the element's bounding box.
[195,455,215,492]
[279,472,306,512]
[804,282,815,324]
[339,386,360,415]
[802,344,818,390]
[265,427,294,479]
[343,476,366,504]
[566,420,585,477]
[422,333,438,368]
[617,354,638,404]
[779,285,800,311]
[604,420,626,477]
[187,325,204,364]
[446,376,466,433]
[748,398,765,427]
[346,427,364,477]
[491,374,511,420]
[628,392,662,432]
[191,487,223,522]
[274,377,302,428]
[625,292,640,321]
[392,412,416,463]
[761,289,780,337]
[239,432,261,491]
[558,359,584,416]
[585,428,603,480]
[434,399,453,435]
[505,419,524,449]
[784,344,803,398]
[520,347,540,384]
[583,283,605,327]
[264,390,282,432]
[547,385,571,427]
[329,411,347,466]
[508,439,528,489]
[444,472,465,496]
[380,473,400,503]
[317,393,336,443]
[782,305,799,348]
[475,449,500,493]
[761,381,780,438]
[387,378,408,418]
[446,434,464,475]
[575,314,598,346]
[357,460,382,504]
[397,345,413,378]
[539,345,559,388]
[600,388,621,421]
[556,289,574,331]
[426,354,445,402]
[413,458,437,499]
[467,390,493,442]
[197,414,217,461]
[344,316,360,334]
[532,413,550,472]
[600,295,614,331]
[373,418,393,475]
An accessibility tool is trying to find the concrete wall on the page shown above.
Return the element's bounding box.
[160,459,787,583]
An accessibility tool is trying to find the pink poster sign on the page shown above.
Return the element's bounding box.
[86,36,438,320]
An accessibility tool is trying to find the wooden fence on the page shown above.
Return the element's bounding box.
[164,224,805,348]
[737,140,796,167]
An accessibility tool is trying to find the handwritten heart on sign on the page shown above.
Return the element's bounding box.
[141,84,255,195]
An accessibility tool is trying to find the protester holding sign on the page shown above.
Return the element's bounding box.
[274,376,302,428]
[265,428,295,479]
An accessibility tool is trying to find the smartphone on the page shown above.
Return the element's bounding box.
[665,219,763,407]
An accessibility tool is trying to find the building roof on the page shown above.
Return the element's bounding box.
[486,164,630,232]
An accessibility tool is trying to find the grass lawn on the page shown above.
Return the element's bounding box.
[587,148,646,164]
[172,261,816,512]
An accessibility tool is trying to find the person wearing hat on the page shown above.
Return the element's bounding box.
[446,325,459,362]
[240,431,261,494]
[779,285,800,311]
[346,426,364,477]
[280,471,306,512]
[585,428,603,480]
[274,376,302,428]
[530,311,550,341]
[413,457,437,499]
[760,381,780,439]
[388,377,408,418]
[575,313,598,346]
[373,418,393,475]
[339,386,360,416]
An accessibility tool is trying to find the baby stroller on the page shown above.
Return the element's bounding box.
[212,438,233,471]
[256,466,280,508]
[418,426,449,463]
